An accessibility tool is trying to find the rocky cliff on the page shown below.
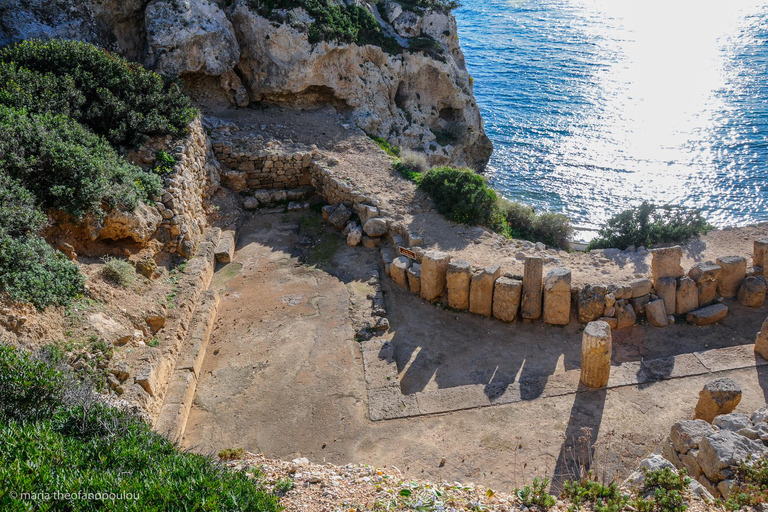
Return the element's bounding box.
[1,0,492,170]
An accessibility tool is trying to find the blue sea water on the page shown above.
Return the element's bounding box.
[454,0,768,233]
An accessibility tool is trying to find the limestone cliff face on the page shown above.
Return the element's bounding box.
[0,0,492,170]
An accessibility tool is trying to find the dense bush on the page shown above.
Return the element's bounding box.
[497,198,572,249]
[101,257,136,287]
[419,166,498,226]
[0,235,84,309]
[725,456,768,510]
[0,343,282,512]
[0,174,45,237]
[396,0,462,13]
[0,106,162,220]
[0,39,196,148]
[587,201,712,251]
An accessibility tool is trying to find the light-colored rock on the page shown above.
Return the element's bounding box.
[88,312,132,345]
[363,217,388,237]
[623,454,676,488]
[694,378,742,423]
[407,263,421,295]
[737,275,767,308]
[446,259,471,310]
[543,267,571,325]
[420,250,451,302]
[356,204,379,225]
[362,236,380,248]
[493,277,522,322]
[655,277,677,316]
[577,285,606,324]
[689,261,722,283]
[755,317,768,360]
[599,316,618,329]
[630,294,651,317]
[755,237,768,275]
[712,413,751,432]
[645,299,668,328]
[469,266,501,318]
[670,419,715,454]
[134,348,170,398]
[686,304,728,326]
[675,277,698,315]
[391,256,410,290]
[521,257,543,320]
[95,203,162,243]
[243,196,259,210]
[716,256,747,298]
[580,321,612,388]
[327,204,352,229]
[681,450,703,479]
[630,278,653,298]
[616,303,637,329]
[347,225,363,247]
[697,280,719,307]
[214,229,236,263]
[651,246,683,285]
[698,430,766,482]
[145,0,240,76]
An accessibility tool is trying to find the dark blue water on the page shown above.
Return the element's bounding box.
[454,0,768,233]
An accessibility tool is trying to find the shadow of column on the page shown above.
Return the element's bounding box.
[550,384,608,494]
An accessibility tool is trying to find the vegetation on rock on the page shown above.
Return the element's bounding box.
[587,201,712,251]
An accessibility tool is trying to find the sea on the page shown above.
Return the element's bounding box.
[453,0,768,237]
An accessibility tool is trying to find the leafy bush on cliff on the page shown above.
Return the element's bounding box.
[419,166,499,226]
[0,344,282,511]
[395,0,462,13]
[0,106,162,220]
[587,201,712,251]
[0,174,45,238]
[0,39,196,148]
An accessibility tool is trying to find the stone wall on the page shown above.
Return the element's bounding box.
[212,141,313,191]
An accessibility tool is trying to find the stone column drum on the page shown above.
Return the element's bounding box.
[521,256,543,320]
[651,246,683,286]
[688,261,721,307]
[543,267,571,325]
[390,256,410,290]
[580,320,612,388]
[493,277,522,322]
[755,237,768,275]
[469,266,501,317]
[420,251,451,301]
[716,256,746,298]
[446,259,471,310]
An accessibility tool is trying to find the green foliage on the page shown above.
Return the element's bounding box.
[273,478,295,496]
[153,150,177,175]
[0,39,196,148]
[0,173,45,237]
[562,475,629,512]
[371,135,401,157]
[218,447,245,461]
[419,166,498,226]
[101,257,136,287]
[406,35,446,62]
[393,151,428,182]
[515,478,556,509]
[587,201,712,251]
[640,468,689,512]
[0,106,162,220]
[725,456,768,510]
[394,0,462,13]
[0,235,84,309]
[532,212,573,249]
[0,343,282,512]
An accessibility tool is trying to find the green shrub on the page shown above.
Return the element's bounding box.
[393,149,428,182]
[499,199,535,239]
[587,201,712,251]
[0,106,162,219]
[516,478,556,509]
[371,135,401,157]
[0,39,196,148]
[0,235,84,309]
[395,0,462,13]
[153,150,177,175]
[639,468,689,512]
[101,257,136,287]
[562,475,629,511]
[533,212,573,249]
[0,173,45,237]
[218,447,245,461]
[0,343,282,511]
[419,166,498,226]
[725,456,768,510]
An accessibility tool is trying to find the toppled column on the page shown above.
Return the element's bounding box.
[656,277,677,316]
[469,266,501,317]
[446,259,471,310]
[543,267,571,325]
[694,378,742,423]
[716,256,747,298]
[737,276,767,308]
[420,250,451,301]
[580,320,612,388]
[521,256,543,320]
[651,246,683,286]
[390,256,410,290]
[755,237,768,275]
[676,277,699,316]
[686,304,728,326]
[493,277,522,322]
[407,263,421,295]
[688,262,722,307]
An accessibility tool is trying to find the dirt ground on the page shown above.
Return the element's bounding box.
[182,208,768,493]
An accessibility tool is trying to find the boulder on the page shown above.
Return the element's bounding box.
[363,217,388,237]
[543,267,571,325]
[712,413,751,432]
[390,256,410,290]
[243,196,259,210]
[645,299,668,328]
[327,204,352,229]
[698,430,766,482]
[737,275,767,308]
[493,277,522,322]
[407,263,421,295]
[521,257,543,320]
[716,256,747,298]
[675,277,699,316]
[469,266,501,318]
[145,0,240,76]
[670,419,715,455]
[752,407,768,425]
[577,285,606,324]
[96,203,161,243]
[446,259,471,310]
[686,304,728,326]
[630,278,653,298]
[347,225,363,247]
[616,303,637,329]
[88,312,132,346]
[580,321,612,388]
[420,251,451,301]
[655,277,677,316]
[754,317,768,360]
[356,204,379,225]
[623,454,676,488]
[694,378,742,423]
[651,246,683,284]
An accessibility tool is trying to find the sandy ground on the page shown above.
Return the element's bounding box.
[182,208,768,494]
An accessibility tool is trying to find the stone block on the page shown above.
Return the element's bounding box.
[689,261,722,283]
[580,321,612,388]
[616,303,637,329]
[328,204,352,229]
[391,256,410,290]
[347,225,363,246]
[737,275,767,308]
[755,316,768,360]
[577,285,606,324]
[630,294,651,317]
[698,430,765,481]
[630,278,653,298]
[694,378,742,423]
[686,304,728,326]
[599,316,618,329]
[755,237,768,275]
[670,419,715,454]
[469,266,501,317]
[214,230,235,263]
[675,277,699,315]
[645,299,668,328]
[716,256,747,298]
[543,267,571,325]
[697,280,719,307]
[656,277,677,316]
[420,250,451,301]
[651,246,683,284]
[407,263,421,295]
[521,257,543,319]
[446,259,471,310]
[492,277,522,322]
[363,217,388,237]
